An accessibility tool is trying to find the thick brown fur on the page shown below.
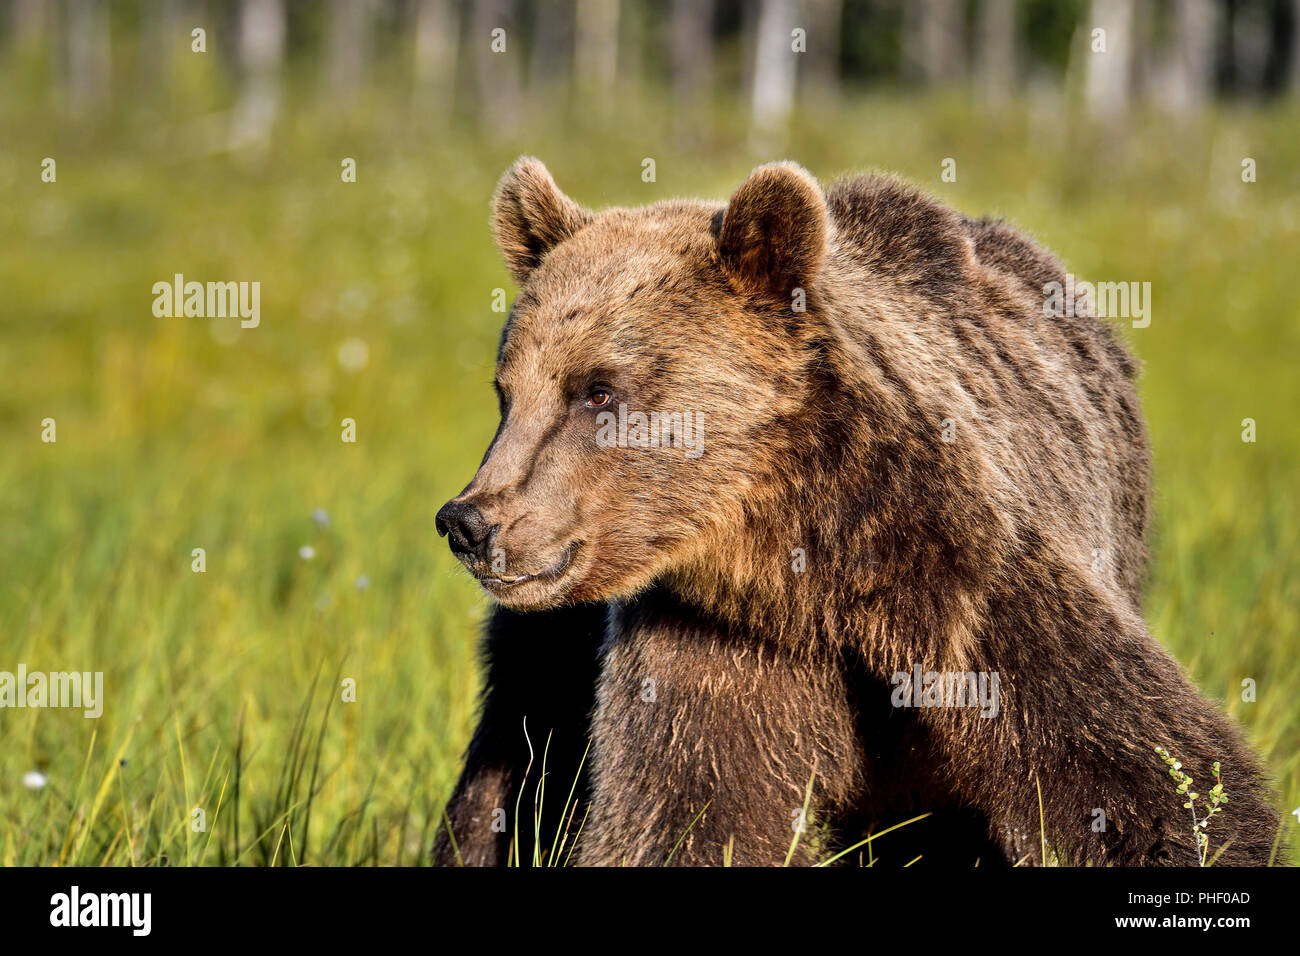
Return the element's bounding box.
[432,158,1281,867]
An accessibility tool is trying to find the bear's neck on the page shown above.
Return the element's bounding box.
[663,345,1001,666]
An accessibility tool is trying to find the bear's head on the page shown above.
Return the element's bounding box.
[437,157,830,610]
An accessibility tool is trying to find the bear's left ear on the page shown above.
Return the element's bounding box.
[493,157,592,285]
[717,162,827,300]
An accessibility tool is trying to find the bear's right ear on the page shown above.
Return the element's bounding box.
[717,162,827,301]
[493,157,592,285]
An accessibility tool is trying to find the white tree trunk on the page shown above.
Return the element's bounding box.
[904,0,966,85]
[574,0,619,110]
[415,0,459,117]
[1084,0,1133,120]
[10,0,46,53]
[326,0,373,100]
[975,0,1015,103]
[231,0,286,147]
[752,0,796,136]
[530,0,571,91]
[68,0,111,114]
[475,0,520,129]
[1165,0,1215,113]
[671,0,714,105]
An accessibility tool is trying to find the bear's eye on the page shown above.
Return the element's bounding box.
[585,388,612,409]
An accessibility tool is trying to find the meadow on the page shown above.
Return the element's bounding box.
[1,85,1297,865]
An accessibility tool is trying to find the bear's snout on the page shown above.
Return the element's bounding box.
[436,498,493,564]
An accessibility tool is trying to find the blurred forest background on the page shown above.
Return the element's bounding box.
[0,0,1297,866]
[5,0,1300,127]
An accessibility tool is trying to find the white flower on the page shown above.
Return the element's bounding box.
[312,508,330,528]
[299,545,316,560]
[23,770,47,790]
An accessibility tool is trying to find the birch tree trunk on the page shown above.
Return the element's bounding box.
[670,0,713,105]
[530,0,571,92]
[1084,0,1133,121]
[752,0,796,137]
[475,0,520,130]
[1166,0,1215,113]
[414,0,459,119]
[231,0,285,147]
[574,0,619,112]
[68,0,111,115]
[975,0,1015,103]
[10,0,46,54]
[903,0,965,85]
[326,0,373,101]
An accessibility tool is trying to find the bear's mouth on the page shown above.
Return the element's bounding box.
[477,541,580,591]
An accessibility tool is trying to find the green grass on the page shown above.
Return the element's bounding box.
[1,85,1297,865]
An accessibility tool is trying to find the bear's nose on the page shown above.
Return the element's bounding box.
[436,499,492,561]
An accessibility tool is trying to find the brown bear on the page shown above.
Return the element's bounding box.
[431,157,1281,866]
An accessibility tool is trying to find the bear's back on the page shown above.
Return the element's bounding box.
[820,174,1151,602]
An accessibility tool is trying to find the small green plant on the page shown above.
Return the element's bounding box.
[1155,747,1229,867]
